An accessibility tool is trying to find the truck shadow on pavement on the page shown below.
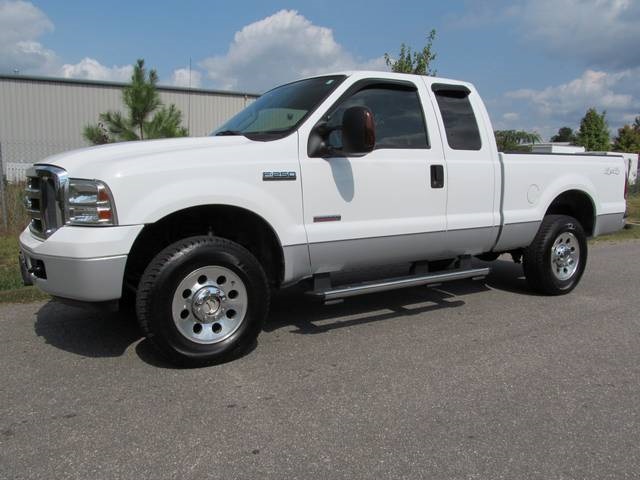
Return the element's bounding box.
[266,285,468,335]
[34,301,141,359]
[33,260,527,366]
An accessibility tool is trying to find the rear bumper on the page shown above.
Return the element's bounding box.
[18,224,143,302]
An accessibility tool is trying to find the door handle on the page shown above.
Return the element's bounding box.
[430,165,444,188]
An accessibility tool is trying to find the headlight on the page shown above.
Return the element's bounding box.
[65,179,118,226]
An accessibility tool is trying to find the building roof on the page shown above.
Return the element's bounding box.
[0,73,260,98]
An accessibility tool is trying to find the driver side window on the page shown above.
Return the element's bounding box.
[325,84,429,150]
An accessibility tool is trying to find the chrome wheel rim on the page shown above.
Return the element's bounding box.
[550,232,580,281]
[171,266,248,344]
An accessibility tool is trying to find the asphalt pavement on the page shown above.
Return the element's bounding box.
[1,240,639,479]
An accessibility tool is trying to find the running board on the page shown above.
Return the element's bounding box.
[307,267,490,301]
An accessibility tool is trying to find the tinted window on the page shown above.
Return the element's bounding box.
[434,90,482,150]
[326,85,429,149]
[212,75,345,139]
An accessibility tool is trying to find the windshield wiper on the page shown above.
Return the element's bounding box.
[258,128,292,135]
[214,130,244,136]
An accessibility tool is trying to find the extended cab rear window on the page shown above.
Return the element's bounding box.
[433,86,482,151]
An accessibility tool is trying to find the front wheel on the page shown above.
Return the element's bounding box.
[523,215,587,295]
[136,236,270,367]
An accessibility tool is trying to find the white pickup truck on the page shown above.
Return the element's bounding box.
[19,71,627,366]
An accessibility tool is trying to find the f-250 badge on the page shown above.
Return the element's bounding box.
[604,167,620,175]
[263,171,297,181]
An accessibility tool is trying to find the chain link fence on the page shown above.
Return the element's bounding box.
[1,139,75,235]
[1,139,77,176]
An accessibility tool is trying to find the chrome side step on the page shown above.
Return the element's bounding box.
[308,267,490,301]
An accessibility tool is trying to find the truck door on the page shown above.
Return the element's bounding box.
[427,83,499,253]
[298,78,448,274]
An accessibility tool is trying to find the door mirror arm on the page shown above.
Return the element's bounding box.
[308,107,376,158]
[307,122,341,158]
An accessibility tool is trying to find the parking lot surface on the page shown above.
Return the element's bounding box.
[1,240,639,479]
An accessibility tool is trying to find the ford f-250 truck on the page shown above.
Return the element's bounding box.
[19,71,627,366]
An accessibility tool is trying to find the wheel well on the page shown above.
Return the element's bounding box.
[545,190,595,236]
[123,205,284,294]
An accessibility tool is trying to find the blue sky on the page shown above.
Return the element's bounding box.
[1,0,639,140]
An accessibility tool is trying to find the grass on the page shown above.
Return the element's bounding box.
[0,236,49,304]
[0,182,50,303]
[0,181,29,237]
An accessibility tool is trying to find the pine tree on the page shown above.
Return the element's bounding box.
[83,59,188,144]
[576,108,610,151]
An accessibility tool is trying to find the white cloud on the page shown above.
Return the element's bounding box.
[0,0,56,73]
[59,57,133,82]
[453,1,640,69]
[500,68,640,139]
[514,0,640,69]
[460,0,640,138]
[171,67,203,88]
[199,10,385,92]
[0,1,133,81]
[507,69,635,116]
[0,0,52,44]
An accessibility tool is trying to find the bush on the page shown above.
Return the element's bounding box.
[0,180,28,237]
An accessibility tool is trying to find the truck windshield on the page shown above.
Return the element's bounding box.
[212,75,346,140]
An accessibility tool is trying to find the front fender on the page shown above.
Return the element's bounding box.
[116,176,306,247]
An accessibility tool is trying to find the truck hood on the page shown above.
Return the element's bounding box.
[34,133,301,227]
[41,136,254,178]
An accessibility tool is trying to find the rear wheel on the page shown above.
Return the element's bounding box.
[523,215,587,295]
[136,236,270,367]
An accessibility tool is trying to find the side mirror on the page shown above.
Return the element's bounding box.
[342,106,375,155]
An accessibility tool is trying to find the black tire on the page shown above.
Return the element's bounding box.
[523,215,587,295]
[136,236,270,367]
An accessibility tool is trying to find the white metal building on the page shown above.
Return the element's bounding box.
[0,74,258,181]
[531,142,586,154]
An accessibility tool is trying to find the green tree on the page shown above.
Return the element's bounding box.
[576,108,610,151]
[83,59,188,145]
[494,130,542,152]
[384,29,437,75]
[550,126,577,143]
[613,124,640,152]
[633,116,640,131]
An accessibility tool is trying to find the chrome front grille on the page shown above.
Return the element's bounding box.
[25,165,68,239]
